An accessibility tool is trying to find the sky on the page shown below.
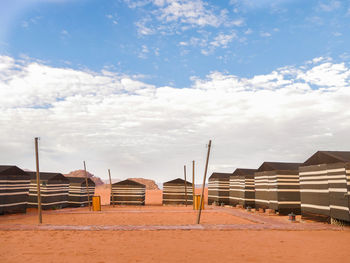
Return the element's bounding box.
[1,0,350,183]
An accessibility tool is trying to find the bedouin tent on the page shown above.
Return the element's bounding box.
[0,165,30,215]
[65,177,95,207]
[162,178,193,205]
[255,162,301,214]
[229,168,257,208]
[208,173,230,205]
[300,151,350,222]
[27,172,69,210]
[111,179,146,205]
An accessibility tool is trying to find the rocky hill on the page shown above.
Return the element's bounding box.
[65,170,104,186]
[127,178,159,190]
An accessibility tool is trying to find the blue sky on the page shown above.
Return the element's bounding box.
[1,0,350,88]
[1,0,350,181]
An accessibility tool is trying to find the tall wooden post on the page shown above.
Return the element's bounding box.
[184,165,187,207]
[35,137,42,224]
[192,160,195,210]
[108,169,115,207]
[196,140,212,224]
[83,161,91,211]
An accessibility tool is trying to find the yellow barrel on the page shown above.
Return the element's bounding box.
[194,195,204,210]
[92,196,101,211]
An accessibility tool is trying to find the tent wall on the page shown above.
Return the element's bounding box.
[254,171,270,210]
[300,163,350,222]
[240,176,255,208]
[111,182,145,205]
[162,180,193,205]
[229,175,240,206]
[0,169,30,214]
[67,180,95,207]
[28,178,69,210]
[208,177,230,205]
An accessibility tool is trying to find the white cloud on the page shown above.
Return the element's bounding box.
[319,0,341,12]
[1,55,350,183]
[260,31,271,37]
[210,32,236,48]
[106,14,118,25]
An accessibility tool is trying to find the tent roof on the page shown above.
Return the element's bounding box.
[163,178,192,185]
[27,171,69,182]
[232,168,257,176]
[302,151,350,166]
[257,162,301,172]
[65,176,95,185]
[209,172,232,179]
[112,179,145,187]
[0,165,28,176]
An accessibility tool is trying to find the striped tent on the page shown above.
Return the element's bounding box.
[111,179,146,205]
[208,173,230,205]
[300,151,350,222]
[28,172,69,210]
[0,165,30,215]
[229,168,257,208]
[255,162,301,214]
[65,177,95,207]
[162,178,193,205]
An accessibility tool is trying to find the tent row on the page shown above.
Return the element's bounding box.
[208,151,350,222]
[110,178,193,206]
[0,165,95,215]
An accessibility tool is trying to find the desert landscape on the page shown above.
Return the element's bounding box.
[1,185,350,263]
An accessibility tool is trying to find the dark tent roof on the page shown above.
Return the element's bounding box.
[302,151,350,166]
[65,176,95,185]
[232,168,257,176]
[257,162,301,172]
[113,179,145,187]
[209,172,232,179]
[163,178,192,185]
[0,165,28,176]
[27,171,69,182]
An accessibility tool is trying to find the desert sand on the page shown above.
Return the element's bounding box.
[1,186,350,263]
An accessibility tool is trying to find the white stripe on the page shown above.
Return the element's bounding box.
[0,180,30,183]
[0,191,28,196]
[0,201,27,207]
[330,205,349,211]
[301,204,330,210]
[28,201,68,206]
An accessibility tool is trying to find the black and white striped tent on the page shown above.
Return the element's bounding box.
[28,172,69,210]
[229,168,257,208]
[0,165,30,215]
[255,162,301,214]
[300,151,350,222]
[111,179,146,205]
[208,173,230,205]
[162,178,193,205]
[65,177,95,207]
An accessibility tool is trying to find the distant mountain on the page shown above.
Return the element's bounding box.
[127,178,159,190]
[103,178,121,184]
[64,170,104,186]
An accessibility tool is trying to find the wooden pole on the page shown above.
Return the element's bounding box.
[34,137,42,224]
[196,140,212,224]
[192,160,195,210]
[184,165,187,207]
[83,161,91,211]
[108,169,115,207]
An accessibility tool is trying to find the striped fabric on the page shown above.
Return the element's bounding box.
[66,177,95,207]
[208,173,230,205]
[111,179,146,205]
[27,172,69,210]
[229,168,257,208]
[162,178,193,205]
[0,166,30,214]
[255,162,301,215]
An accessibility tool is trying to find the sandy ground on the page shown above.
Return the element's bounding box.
[1,187,350,263]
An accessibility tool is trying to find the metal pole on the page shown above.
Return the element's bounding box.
[108,169,115,207]
[192,160,195,210]
[196,140,212,224]
[35,137,42,224]
[83,161,91,211]
[184,165,187,207]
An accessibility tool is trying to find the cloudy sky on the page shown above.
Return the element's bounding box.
[1,0,350,183]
